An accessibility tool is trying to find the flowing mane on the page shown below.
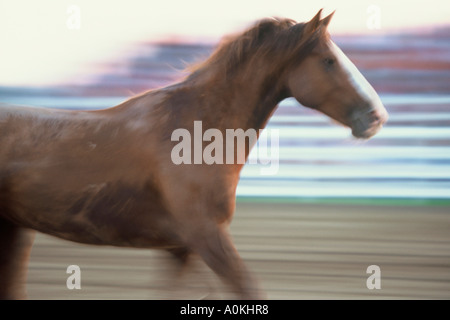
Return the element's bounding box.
[188,17,325,79]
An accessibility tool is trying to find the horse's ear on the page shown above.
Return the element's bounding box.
[303,9,323,35]
[320,10,335,28]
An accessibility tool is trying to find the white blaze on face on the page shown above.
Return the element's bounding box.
[330,41,388,137]
[330,41,383,110]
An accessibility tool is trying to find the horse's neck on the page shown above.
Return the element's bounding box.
[183,63,284,132]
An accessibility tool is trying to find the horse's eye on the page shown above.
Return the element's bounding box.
[324,58,335,67]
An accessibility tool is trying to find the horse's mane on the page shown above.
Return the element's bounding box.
[188,17,324,78]
[117,17,325,111]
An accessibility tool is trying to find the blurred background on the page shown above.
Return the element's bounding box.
[1,0,449,299]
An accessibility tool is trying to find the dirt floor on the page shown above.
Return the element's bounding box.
[26,201,450,300]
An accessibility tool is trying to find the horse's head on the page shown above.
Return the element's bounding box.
[287,10,388,139]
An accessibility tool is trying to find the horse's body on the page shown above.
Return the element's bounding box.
[0,10,387,299]
[1,93,180,247]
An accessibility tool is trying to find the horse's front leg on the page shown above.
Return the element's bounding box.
[0,218,35,300]
[186,223,263,300]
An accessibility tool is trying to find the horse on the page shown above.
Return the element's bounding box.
[0,9,388,299]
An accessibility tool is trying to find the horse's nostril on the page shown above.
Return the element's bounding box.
[368,109,388,126]
[369,110,380,122]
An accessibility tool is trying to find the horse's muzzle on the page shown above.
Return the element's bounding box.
[351,107,388,139]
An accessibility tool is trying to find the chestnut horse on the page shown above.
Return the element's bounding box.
[0,10,387,299]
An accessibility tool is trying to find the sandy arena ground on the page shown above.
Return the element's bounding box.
[26,201,450,300]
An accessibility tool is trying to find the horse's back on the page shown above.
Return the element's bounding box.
[0,102,62,121]
[0,102,82,165]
